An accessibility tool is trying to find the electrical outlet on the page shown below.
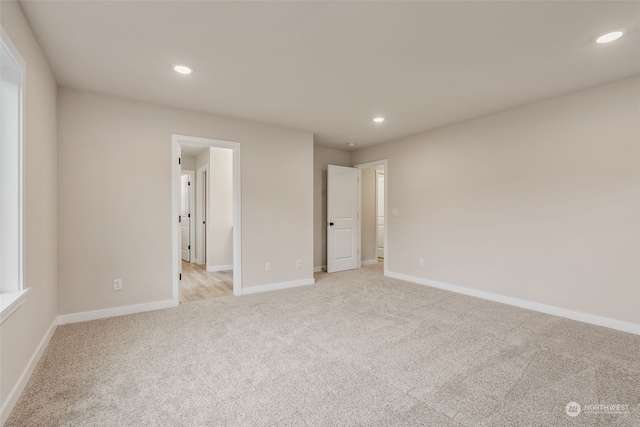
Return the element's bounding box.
[266,262,272,272]
[419,259,424,267]
[113,278,123,291]
[296,260,302,269]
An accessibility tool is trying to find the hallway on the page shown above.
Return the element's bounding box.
[180,261,232,302]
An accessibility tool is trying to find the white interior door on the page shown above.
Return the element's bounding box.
[327,165,359,273]
[180,173,191,262]
[376,171,385,259]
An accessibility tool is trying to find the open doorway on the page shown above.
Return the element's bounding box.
[172,135,242,304]
[356,160,387,275]
[179,145,233,302]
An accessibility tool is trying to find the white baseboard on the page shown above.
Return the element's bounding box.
[58,299,178,325]
[207,264,233,272]
[242,278,315,295]
[386,271,640,336]
[314,266,326,273]
[0,317,58,425]
[362,259,378,266]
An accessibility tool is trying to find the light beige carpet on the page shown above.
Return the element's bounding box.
[6,265,640,426]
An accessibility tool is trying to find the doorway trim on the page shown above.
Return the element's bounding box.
[355,159,388,277]
[195,165,208,265]
[172,134,242,302]
[375,169,385,260]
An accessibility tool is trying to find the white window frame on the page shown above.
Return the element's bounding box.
[0,26,29,325]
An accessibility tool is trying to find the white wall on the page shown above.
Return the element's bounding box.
[313,146,351,270]
[208,147,233,269]
[0,0,58,417]
[57,88,314,314]
[180,155,195,171]
[352,76,640,326]
[195,149,210,174]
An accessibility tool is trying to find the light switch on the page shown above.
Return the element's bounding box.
[392,208,399,217]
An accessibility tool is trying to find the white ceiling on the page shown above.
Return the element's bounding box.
[19,0,640,150]
[180,144,209,158]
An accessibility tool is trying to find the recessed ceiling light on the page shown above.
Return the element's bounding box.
[173,64,193,74]
[373,117,385,123]
[594,28,627,44]
[347,142,356,147]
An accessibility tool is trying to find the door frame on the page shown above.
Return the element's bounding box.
[180,169,196,263]
[172,134,242,301]
[375,169,384,260]
[355,159,388,276]
[195,165,208,266]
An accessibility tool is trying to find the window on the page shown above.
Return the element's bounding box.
[0,27,28,324]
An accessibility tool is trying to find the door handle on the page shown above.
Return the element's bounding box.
[329,222,334,226]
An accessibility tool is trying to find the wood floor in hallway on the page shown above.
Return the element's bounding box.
[181,261,233,303]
